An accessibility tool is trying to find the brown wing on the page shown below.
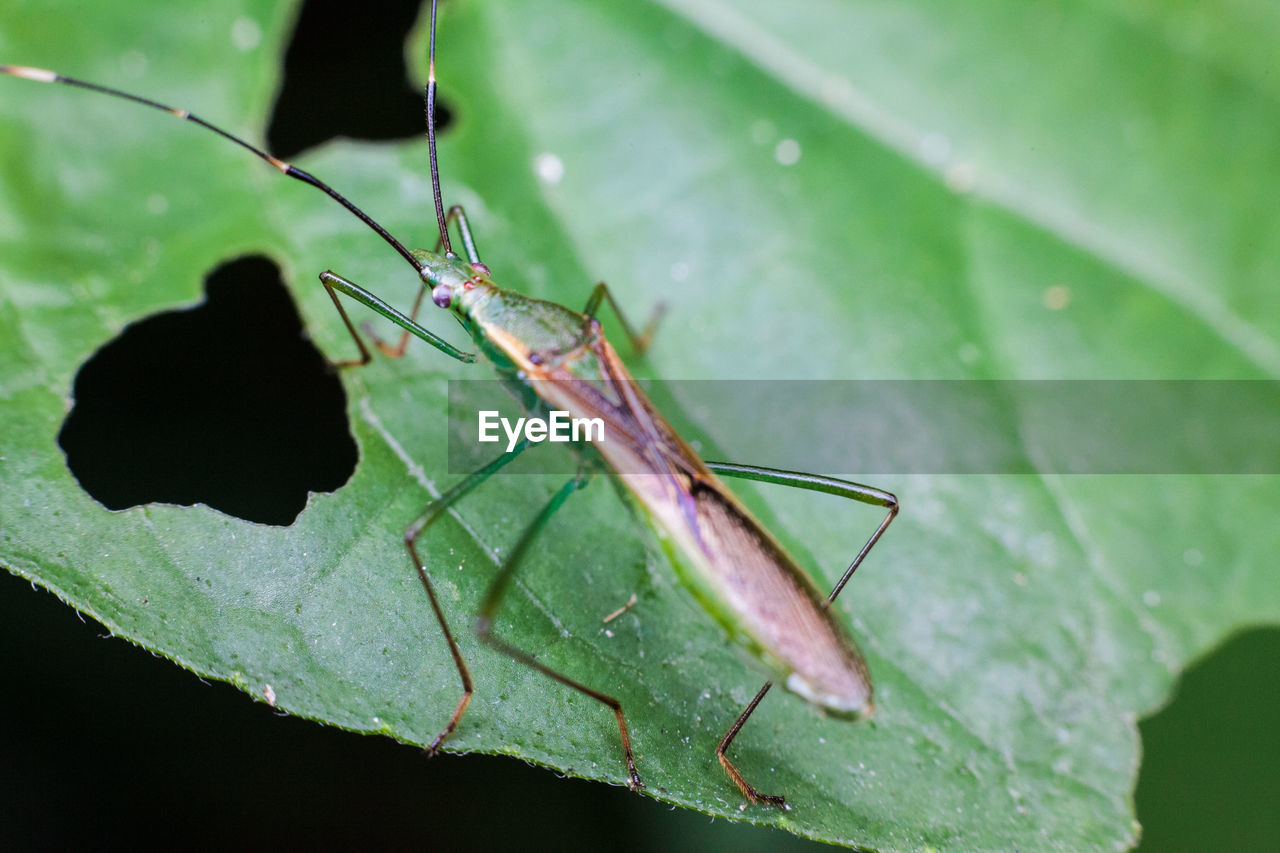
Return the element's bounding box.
[492,323,873,713]
[690,479,872,714]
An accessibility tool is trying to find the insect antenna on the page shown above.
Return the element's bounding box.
[425,0,453,256]
[0,63,426,274]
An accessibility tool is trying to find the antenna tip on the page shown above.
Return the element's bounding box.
[1,64,59,83]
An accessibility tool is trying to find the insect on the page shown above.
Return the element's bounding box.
[3,0,897,806]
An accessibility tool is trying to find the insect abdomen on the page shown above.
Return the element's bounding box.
[691,482,873,715]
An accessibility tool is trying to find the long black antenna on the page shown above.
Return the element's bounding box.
[426,0,453,256]
[0,64,427,274]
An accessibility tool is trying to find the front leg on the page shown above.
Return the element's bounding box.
[362,204,484,358]
[319,269,475,365]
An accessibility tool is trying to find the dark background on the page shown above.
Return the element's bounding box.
[3,1,1276,849]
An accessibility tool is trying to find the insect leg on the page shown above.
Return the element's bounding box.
[368,204,483,357]
[531,283,665,366]
[579,282,665,356]
[404,440,532,755]
[319,269,475,366]
[473,472,645,792]
[715,681,782,806]
[707,464,898,603]
[704,462,898,807]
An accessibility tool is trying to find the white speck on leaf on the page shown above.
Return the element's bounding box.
[231,17,262,51]
[534,152,564,185]
[774,138,801,166]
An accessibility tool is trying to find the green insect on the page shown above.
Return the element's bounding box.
[2,0,897,806]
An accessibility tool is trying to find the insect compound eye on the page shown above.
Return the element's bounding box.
[431,283,453,308]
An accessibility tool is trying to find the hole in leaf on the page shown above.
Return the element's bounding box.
[268,0,454,159]
[1136,626,1280,850]
[58,255,357,526]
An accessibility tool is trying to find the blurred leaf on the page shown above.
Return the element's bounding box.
[2,1,1278,850]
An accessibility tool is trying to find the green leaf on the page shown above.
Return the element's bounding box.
[2,1,1277,850]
